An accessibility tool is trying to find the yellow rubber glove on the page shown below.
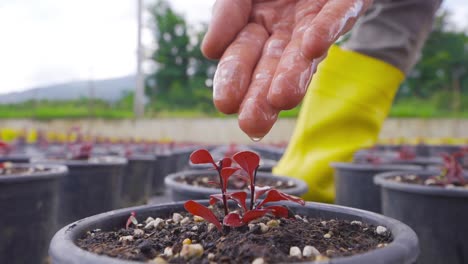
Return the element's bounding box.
[273,45,405,203]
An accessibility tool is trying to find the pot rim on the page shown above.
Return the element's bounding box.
[0,163,68,183]
[31,156,128,167]
[164,170,308,196]
[331,162,422,172]
[49,201,419,264]
[374,170,468,197]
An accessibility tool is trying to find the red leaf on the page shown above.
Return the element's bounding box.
[264,205,290,218]
[220,157,232,168]
[242,209,270,224]
[257,189,305,208]
[233,151,260,183]
[125,211,137,229]
[229,191,248,211]
[190,149,217,169]
[184,200,222,231]
[221,167,239,191]
[209,194,223,205]
[223,212,244,227]
[254,186,271,201]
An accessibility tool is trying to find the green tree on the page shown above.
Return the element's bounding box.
[146,0,217,112]
[398,11,468,112]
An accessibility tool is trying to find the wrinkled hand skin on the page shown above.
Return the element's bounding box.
[202,0,372,138]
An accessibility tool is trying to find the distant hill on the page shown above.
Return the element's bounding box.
[0,75,135,103]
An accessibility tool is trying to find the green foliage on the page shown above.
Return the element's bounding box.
[396,11,468,114]
[146,0,217,112]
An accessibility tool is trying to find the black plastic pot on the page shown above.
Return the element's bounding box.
[32,157,127,227]
[249,145,285,161]
[151,153,171,195]
[374,171,468,264]
[0,164,67,264]
[120,155,154,208]
[49,201,419,264]
[171,146,199,172]
[331,163,421,213]
[165,170,308,201]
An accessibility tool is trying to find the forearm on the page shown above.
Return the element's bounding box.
[343,0,443,74]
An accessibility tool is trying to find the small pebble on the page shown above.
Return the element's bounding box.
[326,249,336,256]
[183,238,192,245]
[408,175,417,180]
[151,257,168,264]
[446,184,455,189]
[267,219,280,228]
[323,233,332,239]
[201,177,210,183]
[376,226,387,235]
[207,253,215,260]
[289,246,302,258]
[163,247,173,257]
[193,216,204,222]
[394,176,402,182]
[320,221,327,226]
[180,244,204,259]
[287,180,295,187]
[303,246,320,258]
[191,225,199,231]
[180,217,190,225]
[425,179,436,185]
[133,229,144,236]
[377,243,388,248]
[119,235,133,242]
[248,224,255,231]
[251,258,265,264]
[172,213,183,223]
[145,217,155,224]
[259,223,269,233]
[351,221,362,226]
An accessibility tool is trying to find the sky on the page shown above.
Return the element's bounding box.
[0,0,466,94]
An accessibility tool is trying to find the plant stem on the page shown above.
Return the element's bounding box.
[218,160,229,216]
[250,166,259,210]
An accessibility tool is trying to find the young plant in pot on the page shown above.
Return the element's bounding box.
[354,146,443,168]
[331,152,422,213]
[166,149,308,201]
[0,141,31,163]
[374,152,468,264]
[49,149,419,264]
[32,142,127,227]
[0,161,68,264]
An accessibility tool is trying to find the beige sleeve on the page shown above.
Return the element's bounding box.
[343,0,443,74]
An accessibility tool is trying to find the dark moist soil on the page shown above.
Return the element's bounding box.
[390,174,468,188]
[0,163,50,176]
[176,174,296,190]
[77,209,392,263]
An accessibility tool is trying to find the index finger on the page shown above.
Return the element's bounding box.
[201,0,253,59]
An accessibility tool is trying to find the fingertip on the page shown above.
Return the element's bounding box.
[201,34,223,60]
[238,98,278,139]
[301,27,329,60]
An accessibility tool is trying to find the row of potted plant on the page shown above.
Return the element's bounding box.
[333,145,468,264]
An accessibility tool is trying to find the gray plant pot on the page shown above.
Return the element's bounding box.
[331,163,421,213]
[0,164,68,264]
[165,170,308,201]
[32,156,127,227]
[374,170,468,264]
[48,201,419,264]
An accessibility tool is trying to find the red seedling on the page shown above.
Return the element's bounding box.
[125,211,138,229]
[398,146,416,160]
[184,149,305,232]
[437,152,465,185]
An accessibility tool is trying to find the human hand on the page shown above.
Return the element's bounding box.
[202,0,372,139]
